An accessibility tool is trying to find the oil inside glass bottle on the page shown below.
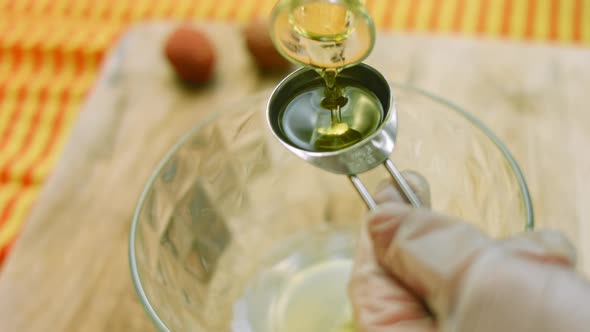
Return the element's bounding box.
[271,1,374,69]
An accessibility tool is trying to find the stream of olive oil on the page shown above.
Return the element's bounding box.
[313,69,362,150]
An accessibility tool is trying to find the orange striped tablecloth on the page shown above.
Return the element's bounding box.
[0,0,589,265]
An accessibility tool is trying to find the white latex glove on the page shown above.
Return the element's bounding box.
[349,173,590,332]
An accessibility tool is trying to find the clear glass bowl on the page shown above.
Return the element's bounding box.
[129,84,534,332]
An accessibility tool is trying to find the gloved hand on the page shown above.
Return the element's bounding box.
[349,172,590,332]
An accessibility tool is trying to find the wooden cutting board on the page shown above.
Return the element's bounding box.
[0,22,588,332]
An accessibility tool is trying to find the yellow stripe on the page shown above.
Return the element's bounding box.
[0,49,33,99]
[91,0,108,19]
[0,96,17,144]
[371,0,388,29]
[0,182,22,235]
[259,0,278,19]
[77,24,104,52]
[3,18,27,47]
[12,0,28,12]
[534,0,550,41]
[0,185,40,248]
[10,95,60,184]
[0,50,13,84]
[0,183,20,221]
[68,0,85,17]
[82,24,106,52]
[236,0,257,23]
[44,19,68,50]
[20,52,79,184]
[509,0,528,39]
[170,0,191,19]
[0,95,39,169]
[20,20,44,49]
[0,14,9,35]
[584,0,590,43]
[54,0,69,15]
[486,0,504,36]
[414,0,433,32]
[71,56,98,96]
[436,0,458,32]
[21,95,62,183]
[151,0,169,17]
[558,0,574,42]
[0,96,18,132]
[161,1,176,18]
[61,26,81,51]
[391,0,411,30]
[195,0,214,18]
[31,0,51,14]
[86,21,119,54]
[215,0,234,21]
[13,52,35,92]
[462,0,480,35]
[50,53,76,96]
[8,56,56,178]
[31,99,80,184]
[104,0,122,20]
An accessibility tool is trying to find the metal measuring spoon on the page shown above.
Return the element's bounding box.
[267,64,422,210]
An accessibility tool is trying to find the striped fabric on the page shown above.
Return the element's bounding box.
[0,0,589,265]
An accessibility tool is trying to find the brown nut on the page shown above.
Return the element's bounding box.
[244,20,291,71]
[164,25,215,83]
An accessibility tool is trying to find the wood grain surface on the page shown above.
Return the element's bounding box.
[0,22,588,332]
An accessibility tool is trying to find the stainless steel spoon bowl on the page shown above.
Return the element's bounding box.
[267,63,421,209]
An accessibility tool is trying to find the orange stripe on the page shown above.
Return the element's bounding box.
[62,0,75,16]
[40,0,53,13]
[165,1,177,18]
[244,0,260,22]
[573,0,582,41]
[381,0,397,30]
[100,1,113,19]
[80,0,94,18]
[428,0,443,31]
[0,87,27,152]
[22,0,35,12]
[0,194,20,229]
[3,0,14,11]
[524,0,536,39]
[143,0,159,18]
[21,90,70,186]
[11,47,23,68]
[206,0,221,19]
[476,0,490,34]
[0,236,13,265]
[121,2,134,22]
[501,0,513,36]
[406,0,420,30]
[0,86,49,185]
[21,50,81,186]
[547,0,559,41]
[226,0,241,21]
[186,0,199,17]
[452,0,466,32]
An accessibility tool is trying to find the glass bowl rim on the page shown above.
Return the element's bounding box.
[128,83,535,332]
